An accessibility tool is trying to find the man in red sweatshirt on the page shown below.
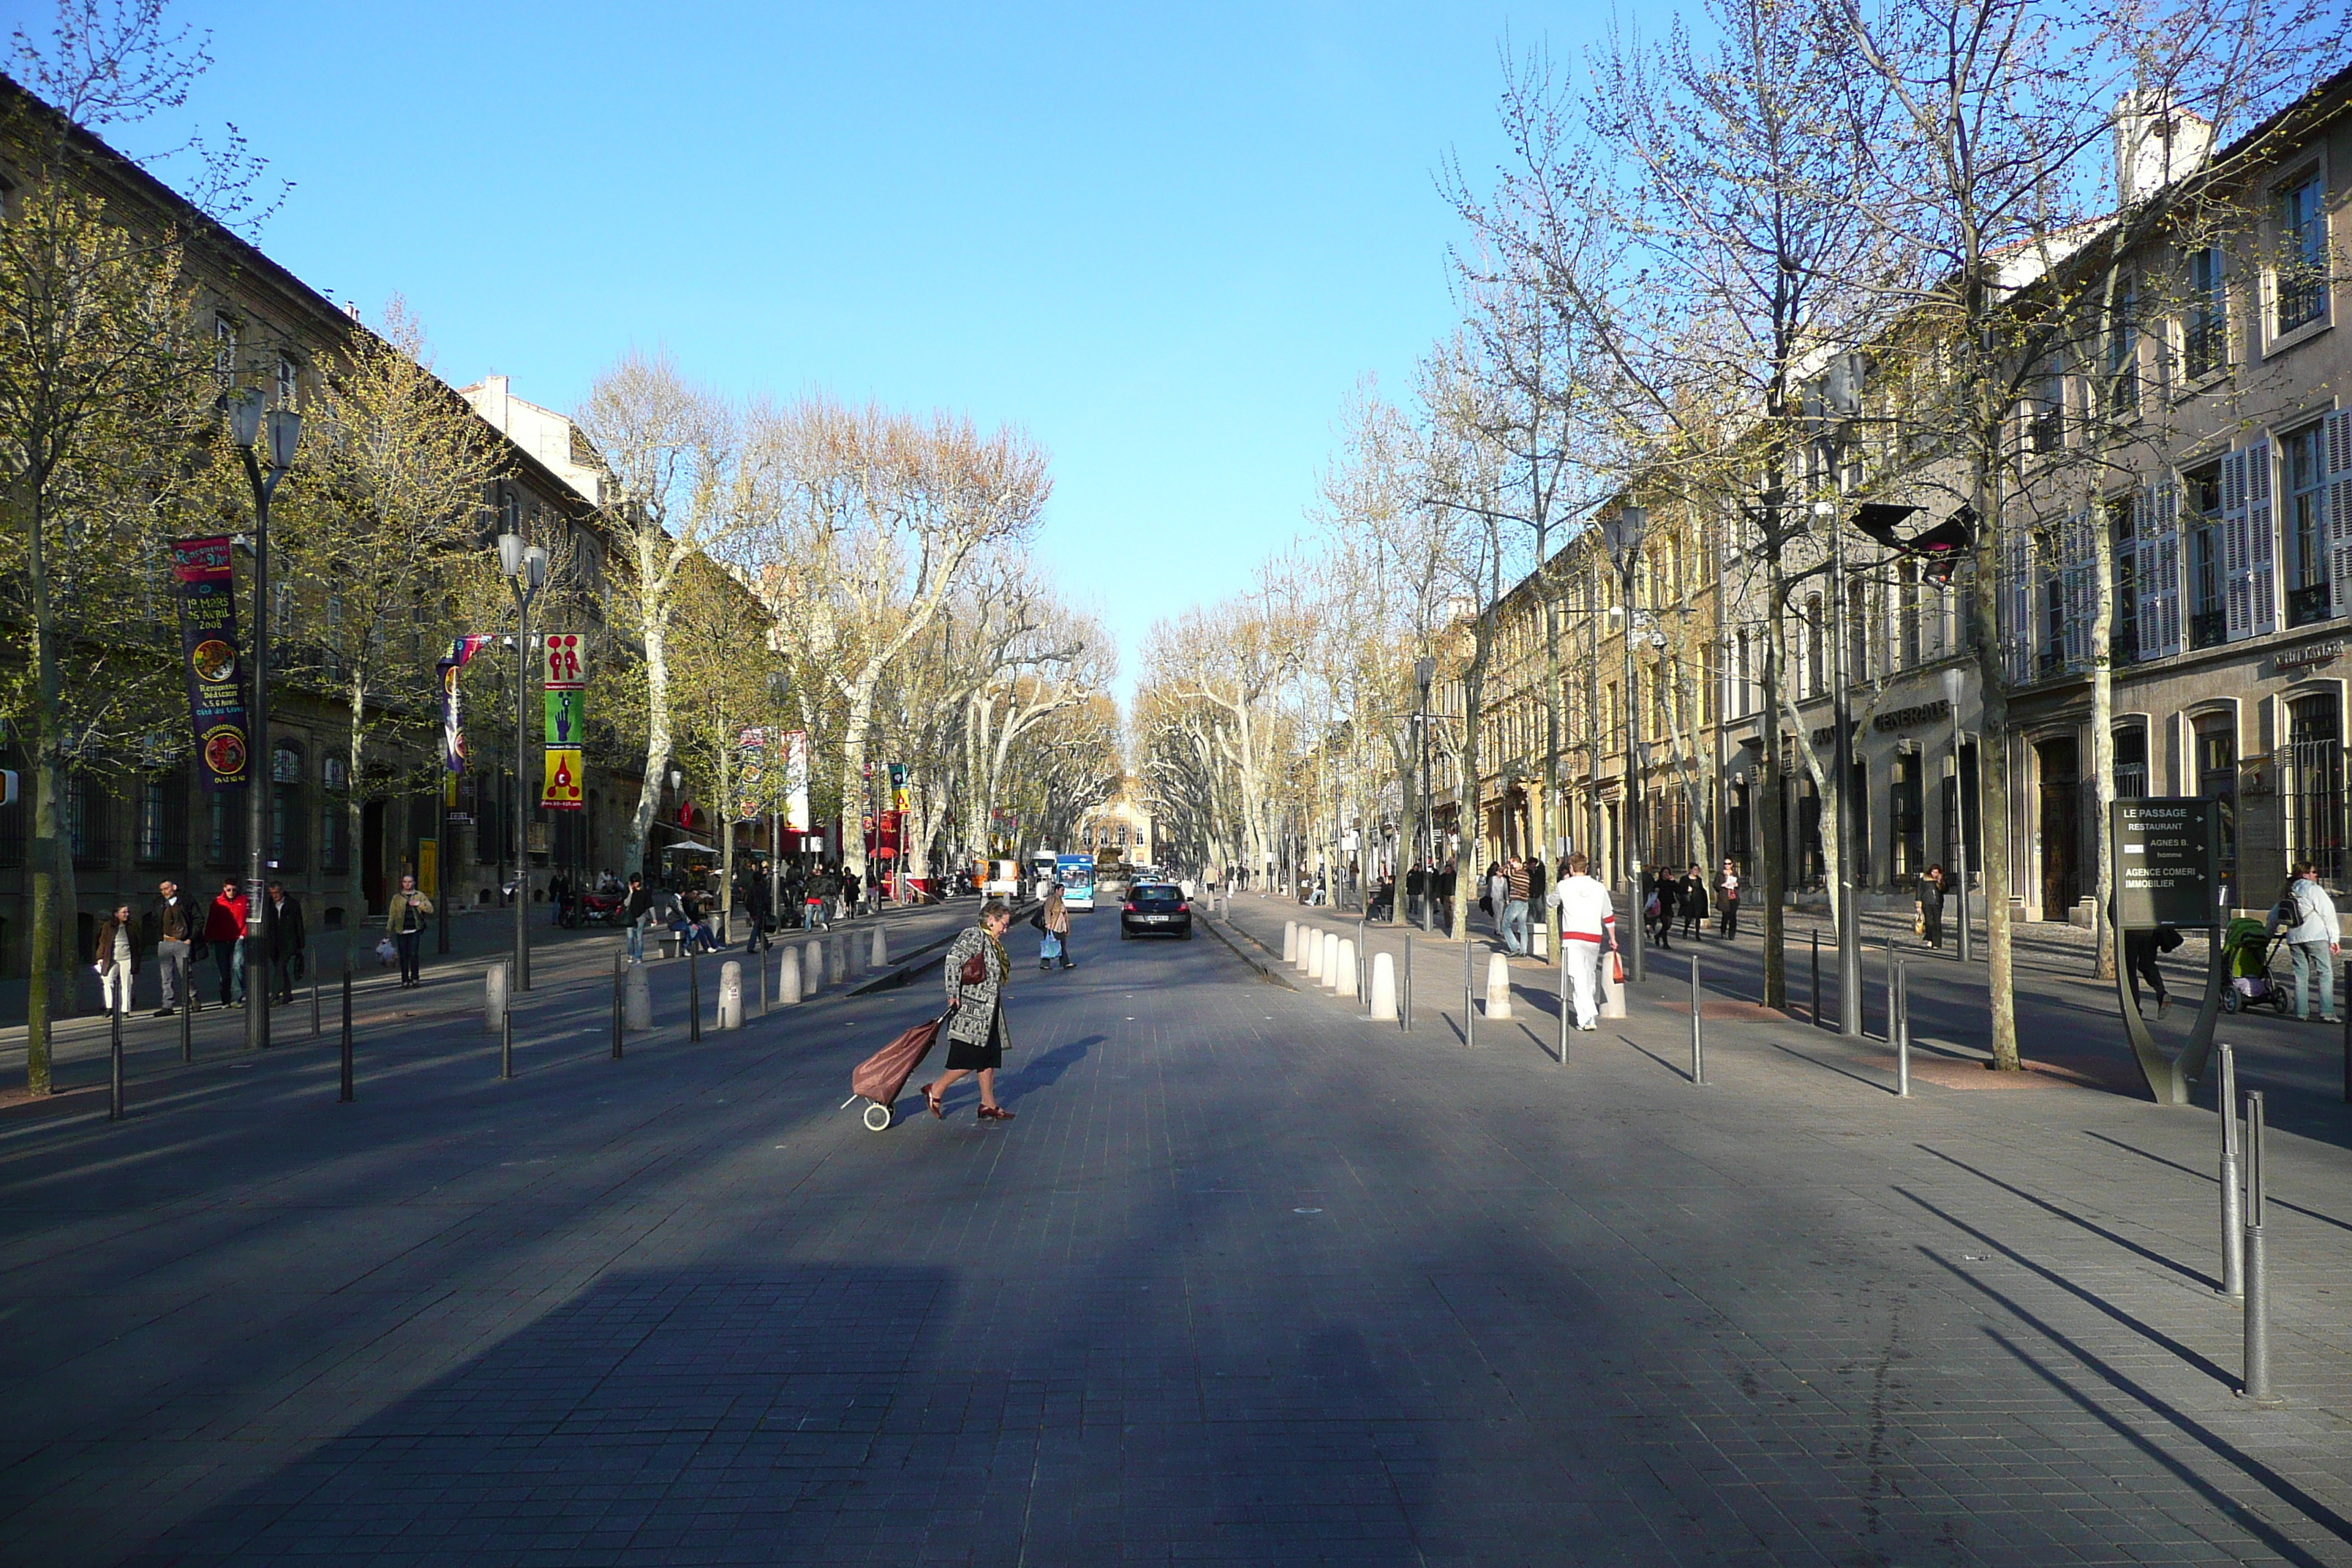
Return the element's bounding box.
[206,880,247,1007]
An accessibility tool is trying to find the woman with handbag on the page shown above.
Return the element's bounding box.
[924,899,1017,1121]
[384,874,434,989]
[1036,884,1073,970]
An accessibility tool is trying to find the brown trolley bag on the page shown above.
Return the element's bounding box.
[853,1009,951,1108]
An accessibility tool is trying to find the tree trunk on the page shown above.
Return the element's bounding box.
[1972,459,2021,1071]
[626,606,672,879]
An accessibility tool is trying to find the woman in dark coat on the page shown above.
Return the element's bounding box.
[1678,864,1708,940]
[924,899,1017,1121]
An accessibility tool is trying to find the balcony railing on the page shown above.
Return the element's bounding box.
[2288,583,2334,629]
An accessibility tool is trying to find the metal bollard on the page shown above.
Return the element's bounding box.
[689,949,703,1043]
[500,990,514,1081]
[108,1006,125,1121]
[1402,928,1414,1033]
[1812,928,1822,1028]
[758,943,769,1017]
[2242,1088,2283,1406]
[179,957,194,1066]
[611,954,625,1060]
[1464,934,1475,1049]
[1689,952,1703,1085]
[1558,935,1571,1065]
[311,950,321,1038]
[2217,1042,2242,1299]
[1885,938,1896,1041]
[2342,969,2349,1103]
[1896,956,1910,1097]
[339,958,353,1103]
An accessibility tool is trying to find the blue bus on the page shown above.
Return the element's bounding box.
[1055,853,1096,912]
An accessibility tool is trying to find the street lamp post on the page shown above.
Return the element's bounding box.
[1604,505,1649,984]
[497,530,549,992]
[768,670,789,935]
[1945,665,1971,962]
[227,391,301,1054]
[1414,657,1436,932]
[1817,498,1862,1037]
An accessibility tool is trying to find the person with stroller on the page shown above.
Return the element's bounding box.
[2271,862,2342,1023]
[922,899,1017,1122]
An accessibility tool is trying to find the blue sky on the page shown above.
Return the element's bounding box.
[69,1,1605,693]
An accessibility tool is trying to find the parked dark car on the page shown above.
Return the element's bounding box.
[1120,883,1193,940]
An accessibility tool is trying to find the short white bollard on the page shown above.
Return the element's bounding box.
[1322,932,1341,991]
[623,962,653,1030]
[1368,951,1398,1020]
[1531,927,1549,960]
[717,961,743,1029]
[870,927,888,969]
[804,938,826,995]
[844,932,863,979]
[1484,951,1514,1020]
[1305,931,1325,980]
[1283,921,1298,962]
[484,962,508,1033]
[1335,938,1358,999]
[778,945,803,1005]
[834,934,852,985]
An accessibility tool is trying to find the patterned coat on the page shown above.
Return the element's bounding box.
[943,924,1010,1046]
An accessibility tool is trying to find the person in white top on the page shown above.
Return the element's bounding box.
[2272,862,2342,1022]
[1547,851,1618,1030]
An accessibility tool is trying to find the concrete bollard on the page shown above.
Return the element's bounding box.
[779,945,804,1006]
[1368,951,1398,1020]
[870,927,888,970]
[1322,932,1341,990]
[804,938,826,995]
[1484,952,1514,1019]
[1284,920,1298,962]
[624,962,653,1031]
[484,962,509,1033]
[1305,931,1325,981]
[833,934,851,985]
[718,961,743,1029]
[1336,938,1359,999]
[1531,927,1549,960]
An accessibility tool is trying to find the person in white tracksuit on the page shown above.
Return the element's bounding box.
[1547,851,1618,1030]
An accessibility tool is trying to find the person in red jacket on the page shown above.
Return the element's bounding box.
[206,879,247,1006]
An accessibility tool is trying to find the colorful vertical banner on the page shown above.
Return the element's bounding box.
[173,536,247,791]
[436,634,491,774]
[785,731,810,832]
[735,727,769,823]
[889,762,908,813]
[540,633,587,811]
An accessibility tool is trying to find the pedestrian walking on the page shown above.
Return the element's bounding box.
[206,880,246,1006]
[263,880,306,1005]
[1716,859,1741,938]
[921,899,1018,1122]
[1526,854,1549,943]
[2123,921,2179,1018]
[151,879,195,1016]
[1918,864,1947,949]
[739,861,773,951]
[1547,853,1618,1030]
[1678,864,1708,941]
[2270,862,2341,1022]
[624,873,653,962]
[385,874,433,988]
[841,865,862,920]
[1646,871,1673,952]
[1434,860,1457,932]
[1501,856,1531,955]
[1405,862,1426,927]
[1036,883,1075,970]
[94,903,138,1015]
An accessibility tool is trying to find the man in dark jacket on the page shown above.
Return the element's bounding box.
[623,873,654,962]
[151,879,197,1016]
[739,861,773,950]
[263,880,307,1005]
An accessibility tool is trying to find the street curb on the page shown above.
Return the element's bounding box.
[1201,914,1297,990]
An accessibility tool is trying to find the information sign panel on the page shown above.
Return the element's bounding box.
[2111,798,2220,928]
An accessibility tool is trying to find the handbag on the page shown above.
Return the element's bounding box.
[1028,910,1046,931]
[1611,950,1627,985]
[375,936,397,966]
[960,951,989,985]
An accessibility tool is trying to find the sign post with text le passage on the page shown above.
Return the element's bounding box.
[2111,798,2227,1104]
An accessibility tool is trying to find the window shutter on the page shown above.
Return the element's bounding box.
[2328,411,2352,618]
[2001,524,2034,682]
[2247,441,2275,636]
[2136,484,2182,660]
[2222,450,2252,640]
[2059,507,2093,670]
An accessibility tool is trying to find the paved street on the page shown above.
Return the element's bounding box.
[2,896,2351,1565]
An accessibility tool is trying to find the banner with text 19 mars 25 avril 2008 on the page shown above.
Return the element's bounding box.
[173,536,246,791]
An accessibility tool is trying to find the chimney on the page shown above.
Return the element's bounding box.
[343,300,361,322]
[2114,88,2214,206]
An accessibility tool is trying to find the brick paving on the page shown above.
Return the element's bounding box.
[0,893,2347,1564]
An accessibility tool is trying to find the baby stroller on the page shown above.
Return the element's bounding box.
[2220,916,2291,1014]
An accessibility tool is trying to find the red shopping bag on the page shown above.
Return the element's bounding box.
[852,1011,949,1105]
[1611,950,1627,986]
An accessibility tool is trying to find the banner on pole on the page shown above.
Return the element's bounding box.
[436,634,491,774]
[785,731,810,832]
[541,687,584,810]
[173,536,247,791]
[543,633,587,690]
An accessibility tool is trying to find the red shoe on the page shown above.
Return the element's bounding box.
[977,1104,1014,1122]
[921,1083,944,1119]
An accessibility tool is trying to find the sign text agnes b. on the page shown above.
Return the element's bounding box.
[2111,798,2223,929]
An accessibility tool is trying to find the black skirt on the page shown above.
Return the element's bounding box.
[943,1008,1003,1071]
